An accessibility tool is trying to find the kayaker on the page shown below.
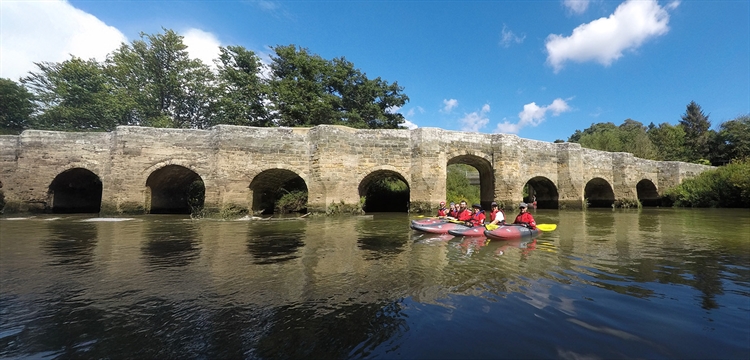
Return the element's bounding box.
[513,202,537,229]
[487,201,505,225]
[465,204,486,227]
[436,201,448,217]
[448,202,458,218]
[456,201,472,221]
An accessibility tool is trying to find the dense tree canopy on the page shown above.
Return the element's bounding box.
[1,29,409,134]
[0,78,35,134]
[566,103,747,166]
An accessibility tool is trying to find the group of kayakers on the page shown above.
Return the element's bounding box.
[436,200,536,230]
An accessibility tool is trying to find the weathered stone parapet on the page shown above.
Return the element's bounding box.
[0,125,714,214]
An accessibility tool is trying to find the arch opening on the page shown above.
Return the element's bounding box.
[637,179,660,207]
[48,168,102,213]
[523,176,559,209]
[146,165,204,214]
[447,155,494,210]
[584,178,615,208]
[249,169,308,215]
[358,170,409,213]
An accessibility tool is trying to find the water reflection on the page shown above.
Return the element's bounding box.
[356,214,408,259]
[43,220,98,268]
[0,210,748,359]
[254,300,406,359]
[246,221,305,264]
[142,218,200,268]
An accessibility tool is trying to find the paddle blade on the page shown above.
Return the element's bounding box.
[485,224,498,231]
[538,224,557,232]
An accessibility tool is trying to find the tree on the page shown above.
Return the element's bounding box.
[679,101,712,161]
[211,46,270,127]
[617,119,658,159]
[22,57,130,131]
[647,122,687,161]
[0,78,35,134]
[713,115,750,163]
[107,29,216,128]
[267,45,408,129]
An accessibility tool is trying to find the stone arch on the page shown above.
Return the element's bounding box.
[248,168,308,214]
[637,179,660,207]
[358,168,410,213]
[146,165,204,214]
[447,154,494,210]
[584,177,615,208]
[48,167,103,213]
[523,176,559,209]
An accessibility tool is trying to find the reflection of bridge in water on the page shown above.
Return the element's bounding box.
[0,125,711,214]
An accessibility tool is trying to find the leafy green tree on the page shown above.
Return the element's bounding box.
[0,78,35,134]
[712,115,750,163]
[22,57,130,131]
[107,29,216,128]
[446,164,480,205]
[267,45,408,129]
[679,101,712,161]
[647,122,687,161]
[617,119,658,159]
[211,46,270,127]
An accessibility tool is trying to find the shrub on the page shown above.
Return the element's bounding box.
[663,159,750,207]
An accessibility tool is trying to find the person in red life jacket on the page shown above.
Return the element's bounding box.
[436,201,448,217]
[447,202,458,218]
[487,201,505,225]
[456,201,472,221]
[465,204,486,227]
[513,202,537,229]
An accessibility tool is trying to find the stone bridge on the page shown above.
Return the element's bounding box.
[0,125,712,214]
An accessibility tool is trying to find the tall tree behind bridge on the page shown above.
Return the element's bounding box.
[107,29,216,129]
[267,45,408,129]
[679,101,713,162]
[0,78,35,134]
[22,57,132,131]
[210,46,270,127]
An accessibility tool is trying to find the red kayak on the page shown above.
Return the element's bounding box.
[447,225,487,237]
[411,220,470,234]
[484,224,540,240]
[411,217,446,227]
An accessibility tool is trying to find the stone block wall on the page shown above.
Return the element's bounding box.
[0,125,714,214]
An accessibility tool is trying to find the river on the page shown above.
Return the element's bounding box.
[1,208,749,359]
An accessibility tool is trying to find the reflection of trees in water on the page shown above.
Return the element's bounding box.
[44,221,98,267]
[355,218,407,260]
[142,220,200,267]
[246,223,305,264]
[254,300,406,359]
[584,209,615,237]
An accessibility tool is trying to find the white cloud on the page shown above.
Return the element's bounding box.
[402,119,418,130]
[442,98,458,113]
[500,24,525,48]
[563,0,590,14]
[182,28,222,67]
[545,0,673,72]
[0,0,127,81]
[459,104,490,132]
[494,98,571,134]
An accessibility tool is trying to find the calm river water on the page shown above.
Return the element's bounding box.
[1,208,749,359]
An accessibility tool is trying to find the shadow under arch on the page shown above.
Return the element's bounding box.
[447,154,494,210]
[358,170,409,213]
[637,179,660,207]
[249,169,308,215]
[48,168,103,213]
[524,176,559,209]
[584,177,615,208]
[146,165,204,214]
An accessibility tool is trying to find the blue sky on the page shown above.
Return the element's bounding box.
[2,0,748,142]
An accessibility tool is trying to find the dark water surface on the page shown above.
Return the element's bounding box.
[1,209,749,359]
